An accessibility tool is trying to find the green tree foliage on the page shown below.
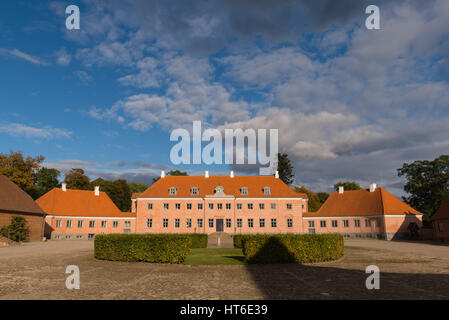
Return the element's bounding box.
[276,153,294,185]
[333,181,361,191]
[64,168,91,190]
[0,216,30,242]
[294,186,321,212]
[36,167,61,197]
[397,155,449,223]
[317,192,330,205]
[0,151,43,199]
[91,178,132,212]
[153,170,188,184]
[128,182,149,194]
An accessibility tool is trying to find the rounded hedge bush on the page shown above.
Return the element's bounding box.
[241,234,344,264]
[95,234,191,263]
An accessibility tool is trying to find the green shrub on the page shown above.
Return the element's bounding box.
[0,216,30,242]
[233,234,251,248]
[182,233,208,248]
[242,234,344,264]
[95,234,191,263]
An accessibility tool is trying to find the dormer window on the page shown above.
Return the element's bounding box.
[263,187,271,195]
[169,187,177,195]
[190,187,199,196]
[240,187,248,195]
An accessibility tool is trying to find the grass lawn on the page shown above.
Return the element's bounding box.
[184,248,245,265]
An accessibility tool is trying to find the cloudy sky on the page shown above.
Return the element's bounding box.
[0,0,448,195]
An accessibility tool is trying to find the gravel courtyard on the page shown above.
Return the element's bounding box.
[1,239,449,300]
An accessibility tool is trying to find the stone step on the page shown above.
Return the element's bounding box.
[207,232,234,248]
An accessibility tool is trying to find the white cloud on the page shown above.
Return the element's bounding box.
[0,48,47,65]
[0,123,71,139]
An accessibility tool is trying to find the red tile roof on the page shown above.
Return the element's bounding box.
[433,199,449,220]
[0,175,45,215]
[36,188,135,217]
[137,176,307,199]
[303,187,421,218]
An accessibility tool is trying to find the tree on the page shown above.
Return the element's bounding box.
[128,182,149,194]
[277,153,294,185]
[152,170,188,184]
[294,186,321,212]
[36,167,61,197]
[397,155,449,224]
[333,181,361,191]
[317,192,330,206]
[0,216,30,242]
[91,178,132,212]
[0,151,44,199]
[64,168,91,190]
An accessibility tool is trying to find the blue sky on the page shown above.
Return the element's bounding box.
[0,0,448,195]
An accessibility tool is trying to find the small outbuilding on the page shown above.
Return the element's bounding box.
[432,199,449,243]
[0,174,46,241]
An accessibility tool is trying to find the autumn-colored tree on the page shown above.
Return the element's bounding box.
[0,151,44,199]
[64,168,91,190]
[294,186,321,212]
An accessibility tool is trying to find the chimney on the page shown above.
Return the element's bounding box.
[369,183,377,192]
[205,170,209,178]
[230,171,234,178]
[275,171,279,179]
[338,186,344,194]
[94,186,100,196]
[161,170,165,178]
[62,183,67,192]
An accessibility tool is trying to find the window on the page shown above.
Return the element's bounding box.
[190,187,199,195]
[263,187,271,195]
[197,219,203,228]
[332,220,338,228]
[354,219,360,228]
[240,187,248,195]
[148,203,153,210]
[175,219,180,228]
[287,218,293,228]
[217,203,223,210]
[236,203,242,210]
[163,203,169,210]
[343,220,349,228]
[271,218,277,228]
[208,203,214,210]
[175,203,181,210]
[259,218,265,228]
[101,221,107,228]
[237,218,242,228]
[169,187,177,195]
[286,203,292,210]
[187,203,192,210]
[365,219,371,227]
[375,219,380,227]
[186,218,192,228]
[124,221,131,228]
[259,203,265,210]
[56,220,61,228]
[271,203,276,209]
[226,219,231,228]
[198,203,203,210]
[226,203,231,210]
[248,218,254,228]
[146,219,152,228]
[248,203,253,210]
[66,220,72,228]
[89,221,95,228]
[320,220,326,228]
[77,220,83,228]
[113,221,119,228]
[163,219,168,228]
[208,219,214,228]
[308,221,315,228]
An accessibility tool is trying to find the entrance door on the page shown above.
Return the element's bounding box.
[216,219,224,232]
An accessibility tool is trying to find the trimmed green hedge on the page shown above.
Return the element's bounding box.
[242,234,344,264]
[182,233,208,248]
[233,234,251,248]
[95,234,191,263]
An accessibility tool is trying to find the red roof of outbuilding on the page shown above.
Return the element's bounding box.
[0,175,45,215]
[433,199,449,220]
[36,188,135,217]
